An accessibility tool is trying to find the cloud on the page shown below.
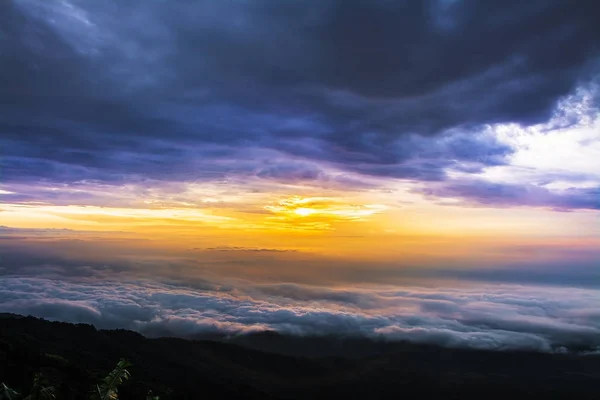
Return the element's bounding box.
[1,230,599,352]
[202,246,297,253]
[1,0,599,192]
[1,276,599,353]
[256,162,323,183]
[417,179,600,210]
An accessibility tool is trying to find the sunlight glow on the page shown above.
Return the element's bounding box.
[294,208,316,217]
[264,196,387,222]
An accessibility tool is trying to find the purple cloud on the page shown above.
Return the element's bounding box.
[418,180,600,210]
[1,0,598,191]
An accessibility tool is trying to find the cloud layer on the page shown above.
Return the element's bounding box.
[1,276,599,353]
[1,0,599,210]
[2,227,599,353]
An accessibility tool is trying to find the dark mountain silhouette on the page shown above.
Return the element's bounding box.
[1,313,599,399]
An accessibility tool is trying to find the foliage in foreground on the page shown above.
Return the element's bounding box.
[0,359,156,400]
[90,359,131,400]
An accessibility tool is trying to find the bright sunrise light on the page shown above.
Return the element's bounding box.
[294,207,315,217]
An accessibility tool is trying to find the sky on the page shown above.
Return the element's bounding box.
[1,0,600,352]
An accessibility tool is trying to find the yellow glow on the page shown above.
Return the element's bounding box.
[0,194,389,236]
[264,196,387,222]
[2,175,599,266]
[294,207,315,217]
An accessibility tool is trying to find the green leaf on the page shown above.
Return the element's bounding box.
[0,383,20,400]
[89,359,132,400]
[22,374,55,400]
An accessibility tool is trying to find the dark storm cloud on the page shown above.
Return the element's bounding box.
[256,162,323,182]
[1,0,599,186]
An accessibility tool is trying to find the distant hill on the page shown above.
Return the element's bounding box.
[1,313,599,399]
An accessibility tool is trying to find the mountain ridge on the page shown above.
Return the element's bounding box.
[1,313,599,399]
